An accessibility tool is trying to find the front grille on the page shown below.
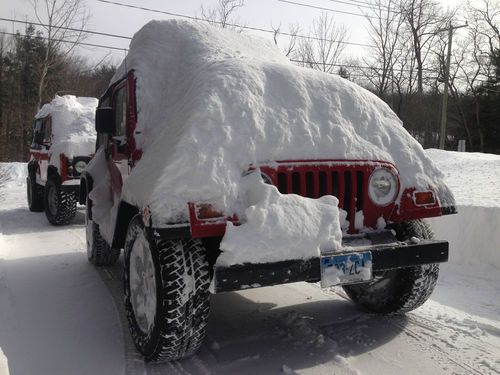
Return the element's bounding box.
[274,167,366,231]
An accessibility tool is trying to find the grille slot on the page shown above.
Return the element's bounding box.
[273,166,367,232]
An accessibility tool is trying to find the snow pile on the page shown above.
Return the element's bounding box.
[35,95,97,169]
[108,19,454,227]
[430,206,500,270]
[426,149,500,271]
[0,347,9,375]
[218,172,346,265]
[0,163,26,187]
[426,149,500,207]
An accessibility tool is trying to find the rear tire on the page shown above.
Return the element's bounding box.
[44,178,77,225]
[343,220,439,314]
[86,195,120,266]
[124,216,210,362]
[27,174,43,212]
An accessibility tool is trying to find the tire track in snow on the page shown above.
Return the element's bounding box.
[403,313,500,375]
[95,260,148,375]
[390,315,484,375]
[328,287,499,375]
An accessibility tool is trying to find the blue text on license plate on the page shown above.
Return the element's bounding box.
[320,252,373,287]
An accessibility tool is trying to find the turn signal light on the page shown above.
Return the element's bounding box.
[196,204,224,220]
[414,191,435,206]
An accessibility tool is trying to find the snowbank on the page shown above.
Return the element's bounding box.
[35,95,97,170]
[429,206,500,270]
[426,149,500,207]
[426,149,500,271]
[108,20,453,227]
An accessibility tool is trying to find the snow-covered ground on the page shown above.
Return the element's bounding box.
[1,150,500,375]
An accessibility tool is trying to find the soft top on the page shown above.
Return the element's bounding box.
[110,19,454,224]
[35,95,97,162]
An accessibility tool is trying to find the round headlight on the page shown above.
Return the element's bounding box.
[368,167,398,206]
[74,160,87,174]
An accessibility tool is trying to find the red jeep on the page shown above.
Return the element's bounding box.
[81,21,456,362]
[27,95,97,225]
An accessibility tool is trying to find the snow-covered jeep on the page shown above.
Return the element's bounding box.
[27,95,97,225]
[81,20,456,362]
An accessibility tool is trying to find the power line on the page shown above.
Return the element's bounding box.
[94,0,376,48]
[0,17,132,41]
[0,18,439,75]
[323,0,392,12]
[0,30,127,51]
[277,0,378,19]
[312,0,374,10]
[331,0,379,7]
[3,31,496,91]
[0,18,444,76]
[290,58,439,73]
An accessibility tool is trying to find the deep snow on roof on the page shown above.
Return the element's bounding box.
[35,95,97,161]
[111,19,454,223]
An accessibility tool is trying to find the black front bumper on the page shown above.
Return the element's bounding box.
[213,232,449,293]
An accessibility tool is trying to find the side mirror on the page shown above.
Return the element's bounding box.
[95,107,115,134]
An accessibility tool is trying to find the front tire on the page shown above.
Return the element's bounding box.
[44,178,77,225]
[27,174,43,212]
[124,216,210,362]
[343,220,439,314]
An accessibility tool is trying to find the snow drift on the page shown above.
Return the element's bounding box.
[35,95,97,170]
[107,19,454,227]
[217,172,347,265]
[426,149,500,270]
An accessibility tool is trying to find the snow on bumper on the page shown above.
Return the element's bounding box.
[212,230,449,293]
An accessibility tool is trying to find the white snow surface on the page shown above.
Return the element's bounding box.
[109,19,454,227]
[426,148,500,207]
[1,149,500,374]
[35,95,97,169]
[218,172,346,265]
[426,149,500,270]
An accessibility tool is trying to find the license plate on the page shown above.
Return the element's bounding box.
[320,252,372,287]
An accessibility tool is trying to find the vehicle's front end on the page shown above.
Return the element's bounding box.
[58,153,93,195]
[181,159,454,294]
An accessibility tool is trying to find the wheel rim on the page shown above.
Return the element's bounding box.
[48,185,58,215]
[129,231,157,334]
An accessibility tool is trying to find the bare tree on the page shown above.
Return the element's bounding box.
[363,0,406,98]
[296,12,349,74]
[455,0,500,151]
[400,0,449,94]
[271,22,300,58]
[29,0,90,108]
[200,0,245,30]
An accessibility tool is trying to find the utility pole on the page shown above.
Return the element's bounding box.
[437,22,467,150]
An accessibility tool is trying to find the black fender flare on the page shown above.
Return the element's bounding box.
[79,172,93,205]
[27,160,38,177]
[111,201,139,250]
[47,166,60,183]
